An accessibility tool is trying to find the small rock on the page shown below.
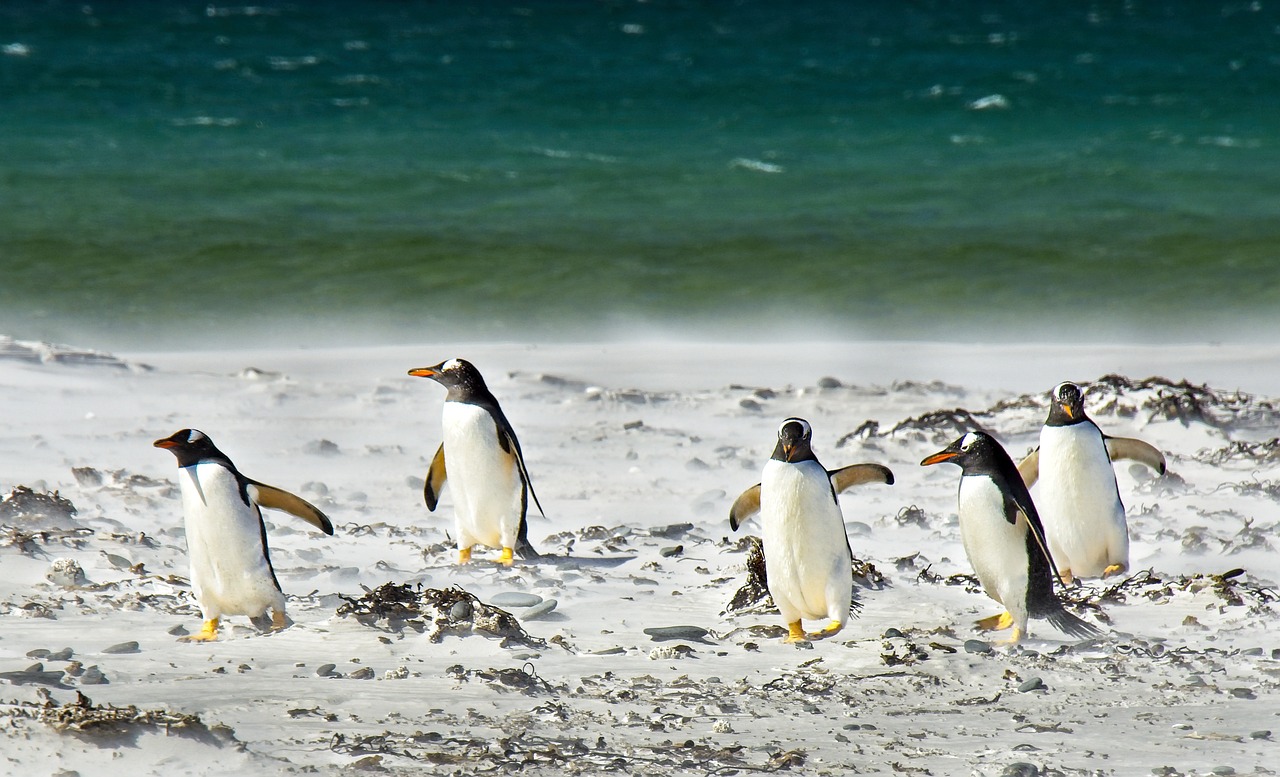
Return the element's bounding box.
[46,558,88,588]
[384,666,410,680]
[26,649,51,659]
[644,626,709,642]
[100,552,133,570]
[102,641,140,655]
[650,523,693,539]
[304,439,340,456]
[1211,767,1236,776]
[685,458,710,471]
[349,667,375,680]
[590,647,626,656]
[1229,688,1256,700]
[1017,677,1044,692]
[522,599,558,620]
[649,645,696,660]
[659,545,683,558]
[64,662,83,677]
[738,399,763,412]
[449,600,473,621]
[49,648,73,661]
[79,666,107,685]
[1250,730,1272,740]
[490,592,542,608]
[712,720,733,734]
[168,624,190,637]
[316,663,338,678]
[1001,764,1039,777]
[883,628,904,639]
[1241,647,1263,656]
[964,639,992,655]
[817,377,843,389]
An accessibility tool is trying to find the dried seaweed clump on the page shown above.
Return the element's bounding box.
[337,582,546,648]
[1062,568,1278,617]
[0,690,233,746]
[1196,438,1280,466]
[1086,374,1278,429]
[331,728,805,773]
[0,486,78,524]
[724,536,868,614]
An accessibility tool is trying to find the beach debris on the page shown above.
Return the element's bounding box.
[0,486,79,530]
[101,641,140,655]
[0,663,72,688]
[1060,567,1278,620]
[643,626,710,643]
[490,592,541,608]
[0,690,232,745]
[336,583,547,648]
[446,663,557,695]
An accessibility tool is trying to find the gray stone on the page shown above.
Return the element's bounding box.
[964,639,992,654]
[644,626,710,642]
[522,599,558,620]
[1017,677,1044,692]
[490,592,542,608]
[102,641,140,654]
[316,663,338,678]
[79,666,106,685]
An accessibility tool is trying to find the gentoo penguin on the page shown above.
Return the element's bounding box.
[729,418,893,643]
[408,358,543,566]
[154,429,333,642]
[922,431,1098,643]
[1017,381,1166,582]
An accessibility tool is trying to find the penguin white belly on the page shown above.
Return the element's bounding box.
[957,476,1030,627]
[442,402,521,549]
[760,460,852,623]
[1037,424,1127,577]
[179,463,283,620]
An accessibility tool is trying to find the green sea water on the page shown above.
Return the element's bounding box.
[2,1,1279,347]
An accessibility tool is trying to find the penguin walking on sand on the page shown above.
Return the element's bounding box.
[408,358,542,566]
[922,431,1099,644]
[1017,381,1166,582]
[729,418,894,643]
[154,429,333,642]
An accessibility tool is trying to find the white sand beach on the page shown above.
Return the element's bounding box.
[1,337,1277,776]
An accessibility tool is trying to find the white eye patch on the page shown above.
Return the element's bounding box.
[961,431,979,450]
[444,358,462,371]
[187,429,207,443]
[778,417,812,438]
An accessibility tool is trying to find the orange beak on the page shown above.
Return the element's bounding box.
[407,367,437,378]
[1063,405,1074,420]
[920,451,957,466]
[153,439,178,449]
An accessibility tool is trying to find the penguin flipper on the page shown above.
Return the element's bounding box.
[425,444,447,511]
[1105,436,1166,475]
[246,481,334,535]
[729,484,762,532]
[496,423,546,518]
[1016,448,1040,488]
[828,463,894,493]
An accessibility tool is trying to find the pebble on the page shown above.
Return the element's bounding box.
[883,628,904,639]
[1229,687,1256,699]
[964,639,992,654]
[712,720,733,734]
[448,601,473,621]
[1250,730,1271,740]
[1272,648,1280,660]
[522,599,558,620]
[659,545,683,558]
[349,667,375,680]
[46,558,87,588]
[1241,647,1263,656]
[1211,767,1236,776]
[644,626,709,642]
[590,647,626,656]
[79,666,106,685]
[490,592,542,608]
[26,649,51,659]
[168,624,189,637]
[49,648,73,661]
[315,663,338,678]
[1001,764,1039,777]
[648,645,695,660]
[384,666,410,680]
[1017,677,1044,692]
[738,398,763,412]
[102,641,140,654]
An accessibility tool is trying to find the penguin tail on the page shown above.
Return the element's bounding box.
[1044,605,1101,639]
[515,537,540,560]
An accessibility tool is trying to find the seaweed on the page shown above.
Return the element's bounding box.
[724,536,874,614]
[0,690,233,746]
[1060,567,1278,616]
[336,583,547,648]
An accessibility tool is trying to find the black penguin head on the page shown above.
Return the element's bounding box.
[920,431,1002,473]
[771,417,816,463]
[1047,381,1086,426]
[407,358,488,399]
[153,428,227,468]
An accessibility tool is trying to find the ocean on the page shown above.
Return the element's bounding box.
[2,1,1278,348]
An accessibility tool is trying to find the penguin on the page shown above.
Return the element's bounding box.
[729,417,894,643]
[154,429,333,642]
[1017,381,1166,582]
[408,358,542,566]
[921,431,1099,644]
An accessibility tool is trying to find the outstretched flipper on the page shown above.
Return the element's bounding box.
[245,481,333,535]
[728,484,762,531]
[829,463,894,492]
[424,444,447,510]
[1105,436,1166,475]
[1017,448,1040,488]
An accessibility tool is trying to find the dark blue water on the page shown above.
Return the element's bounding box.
[2,2,1278,347]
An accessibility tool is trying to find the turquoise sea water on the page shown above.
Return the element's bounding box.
[2,2,1279,347]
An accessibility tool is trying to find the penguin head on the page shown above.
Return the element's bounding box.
[1048,381,1086,425]
[407,358,488,397]
[154,428,226,468]
[920,431,1001,471]
[771,417,815,463]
